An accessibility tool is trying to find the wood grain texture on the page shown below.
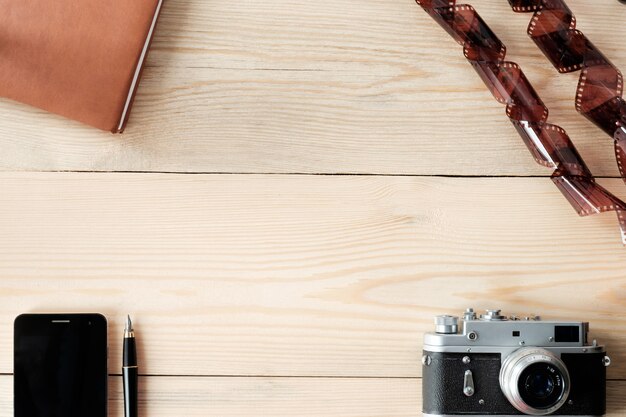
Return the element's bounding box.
[0,0,624,175]
[2,0,625,413]
[0,376,420,417]
[1,173,625,379]
[0,376,625,417]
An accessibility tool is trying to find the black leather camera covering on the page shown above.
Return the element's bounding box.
[561,352,606,415]
[422,351,606,415]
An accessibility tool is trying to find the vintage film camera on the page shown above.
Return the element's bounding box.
[422,308,611,417]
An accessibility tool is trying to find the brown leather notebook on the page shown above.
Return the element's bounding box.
[0,0,164,133]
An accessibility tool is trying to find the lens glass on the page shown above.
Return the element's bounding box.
[517,362,566,409]
[525,370,555,398]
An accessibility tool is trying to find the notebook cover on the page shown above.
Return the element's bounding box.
[0,0,163,133]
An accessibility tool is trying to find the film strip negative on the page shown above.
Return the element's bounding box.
[416,0,626,244]
[507,0,626,180]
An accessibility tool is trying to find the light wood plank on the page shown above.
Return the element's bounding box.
[0,377,624,417]
[0,0,624,174]
[0,173,625,378]
[2,376,420,417]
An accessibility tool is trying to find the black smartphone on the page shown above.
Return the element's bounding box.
[14,314,108,417]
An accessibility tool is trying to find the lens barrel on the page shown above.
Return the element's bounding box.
[499,348,570,415]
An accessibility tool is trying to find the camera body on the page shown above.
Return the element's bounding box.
[422,308,610,417]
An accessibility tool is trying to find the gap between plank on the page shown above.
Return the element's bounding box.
[6,170,624,180]
[0,373,623,381]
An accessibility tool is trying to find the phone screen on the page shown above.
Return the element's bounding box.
[14,314,108,417]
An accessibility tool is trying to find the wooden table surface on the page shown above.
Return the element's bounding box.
[1,0,625,415]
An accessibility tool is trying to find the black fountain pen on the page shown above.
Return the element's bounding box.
[123,315,138,417]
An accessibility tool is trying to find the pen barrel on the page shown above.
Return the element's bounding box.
[123,336,138,417]
[123,366,138,417]
[123,336,137,367]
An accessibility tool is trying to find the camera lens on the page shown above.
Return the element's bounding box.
[524,369,555,398]
[500,348,570,416]
[518,362,566,410]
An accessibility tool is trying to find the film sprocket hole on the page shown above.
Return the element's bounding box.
[422,308,611,417]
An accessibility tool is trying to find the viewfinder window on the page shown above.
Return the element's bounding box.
[555,326,579,342]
